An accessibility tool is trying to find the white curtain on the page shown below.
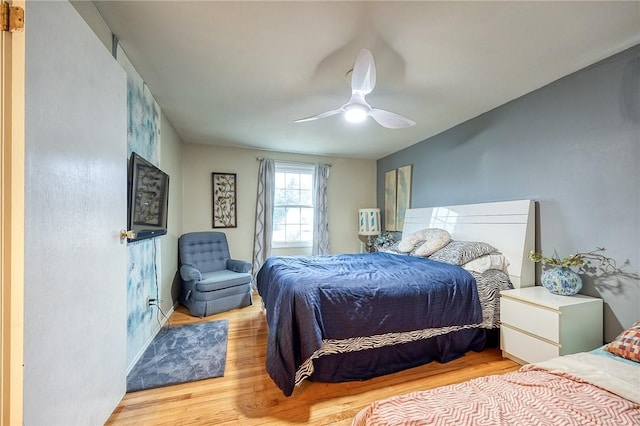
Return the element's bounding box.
[252,158,275,281]
[312,163,330,255]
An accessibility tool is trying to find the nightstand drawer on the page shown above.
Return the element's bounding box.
[501,297,560,343]
[501,325,560,363]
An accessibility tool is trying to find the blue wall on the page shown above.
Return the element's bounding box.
[378,44,640,341]
[124,74,163,369]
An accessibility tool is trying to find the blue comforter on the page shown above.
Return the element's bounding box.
[256,252,483,396]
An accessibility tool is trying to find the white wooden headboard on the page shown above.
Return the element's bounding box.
[402,200,535,288]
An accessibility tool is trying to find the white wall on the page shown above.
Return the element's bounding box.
[160,112,184,309]
[72,2,187,370]
[181,144,377,261]
[70,0,112,51]
[24,2,128,424]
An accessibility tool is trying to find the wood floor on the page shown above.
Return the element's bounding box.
[106,293,520,426]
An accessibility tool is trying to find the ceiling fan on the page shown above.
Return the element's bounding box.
[295,49,416,129]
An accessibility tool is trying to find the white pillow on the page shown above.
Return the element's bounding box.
[413,231,452,257]
[462,254,510,274]
[398,228,451,254]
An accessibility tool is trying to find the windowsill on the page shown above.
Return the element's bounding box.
[272,242,312,249]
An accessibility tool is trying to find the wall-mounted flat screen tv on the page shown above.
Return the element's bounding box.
[127,152,169,242]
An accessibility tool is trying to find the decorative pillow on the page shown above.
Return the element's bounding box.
[413,230,452,257]
[377,241,406,256]
[397,230,426,252]
[429,240,499,265]
[462,254,510,274]
[398,228,451,253]
[377,241,425,257]
[604,320,640,362]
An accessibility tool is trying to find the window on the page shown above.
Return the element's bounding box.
[272,162,314,247]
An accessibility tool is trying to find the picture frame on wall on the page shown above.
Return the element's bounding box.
[396,164,412,231]
[384,165,412,231]
[212,172,237,228]
[384,169,397,231]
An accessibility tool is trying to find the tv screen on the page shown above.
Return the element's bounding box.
[127,152,169,242]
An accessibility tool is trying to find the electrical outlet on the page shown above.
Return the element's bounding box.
[146,296,152,308]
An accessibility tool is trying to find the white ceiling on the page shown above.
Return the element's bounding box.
[93,1,640,160]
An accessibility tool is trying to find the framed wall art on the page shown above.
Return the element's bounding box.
[384,165,412,231]
[396,164,412,231]
[212,172,237,228]
[384,169,397,231]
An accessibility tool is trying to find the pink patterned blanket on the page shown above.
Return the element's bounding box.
[353,361,640,425]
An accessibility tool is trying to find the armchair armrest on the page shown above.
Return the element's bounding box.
[180,264,202,282]
[227,259,252,273]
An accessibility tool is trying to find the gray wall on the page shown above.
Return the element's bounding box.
[378,44,640,342]
[25,2,128,424]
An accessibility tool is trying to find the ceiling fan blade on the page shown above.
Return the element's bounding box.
[369,108,416,129]
[294,109,342,123]
[351,49,376,95]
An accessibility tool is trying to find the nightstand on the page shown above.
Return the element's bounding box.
[500,286,603,364]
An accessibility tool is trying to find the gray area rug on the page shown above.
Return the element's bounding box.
[127,319,228,392]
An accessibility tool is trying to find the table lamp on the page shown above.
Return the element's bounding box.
[358,208,381,253]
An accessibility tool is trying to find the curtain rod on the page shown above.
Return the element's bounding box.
[256,157,331,167]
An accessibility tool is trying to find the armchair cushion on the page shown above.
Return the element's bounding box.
[196,270,252,292]
[180,264,202,282]
[227,259,252,273]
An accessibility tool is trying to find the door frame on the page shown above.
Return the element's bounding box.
[1,0,25,424]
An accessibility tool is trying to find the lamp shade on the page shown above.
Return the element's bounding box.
[358,208,381,236]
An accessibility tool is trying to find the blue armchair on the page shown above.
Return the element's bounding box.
[178,231,252,317]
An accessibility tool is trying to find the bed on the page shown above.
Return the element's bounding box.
[256,199,535,396]
[353,322,640,425]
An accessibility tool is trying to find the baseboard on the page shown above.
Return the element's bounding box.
[126,301,178,376]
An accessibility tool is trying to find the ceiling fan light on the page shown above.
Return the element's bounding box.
[344,105,368,123]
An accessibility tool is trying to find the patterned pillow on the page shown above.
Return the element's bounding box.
[429,240,499,265]
[604,320,640,362]
[398,228,451,253]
